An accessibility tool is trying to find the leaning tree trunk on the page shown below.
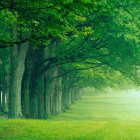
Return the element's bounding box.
[8,42,29,118]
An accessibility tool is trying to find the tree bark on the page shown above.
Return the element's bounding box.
[37,76,45,119]
[21,47,33,118]
[21,68,30,118]
[55,77,62,115]
[44,76,52,118]
[2,91,5,111]
[61,86,66,111]
[0,91,1,108]
[8,42,29,118]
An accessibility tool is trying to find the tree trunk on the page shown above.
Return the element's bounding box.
[71,88,76,104]
[5,90,9,111]
[37,76,45,119]
[55,77,62,115]
[29,69,39,118]
[61,87,66,111]
[2,92,5,111]
[44,76,52,118]
[21,71,30,118]
[8,42,29,118]
[4,73,10,111]
[44,92,51,118]
[65,88,71,109]
[0,91,1,108]
[30,92,38,118]
[51,90,56,116]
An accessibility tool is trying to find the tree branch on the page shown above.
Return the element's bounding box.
[53,63,104,79]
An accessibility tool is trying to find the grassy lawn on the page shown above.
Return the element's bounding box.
[1,88,140,140]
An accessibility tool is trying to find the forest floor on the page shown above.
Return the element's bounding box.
[1,89,140,140]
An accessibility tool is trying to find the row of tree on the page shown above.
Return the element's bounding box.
[0,0,140,118]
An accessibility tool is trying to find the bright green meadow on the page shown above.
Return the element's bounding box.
[1,89,140,140]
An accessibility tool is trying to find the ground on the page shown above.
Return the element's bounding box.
[1,88,140,140]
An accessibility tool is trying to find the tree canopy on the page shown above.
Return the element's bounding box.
[0,0,140,119]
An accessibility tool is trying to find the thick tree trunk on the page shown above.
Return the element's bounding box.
[8,42,28,118]
[28,47,45,119]
[44,92,51,118]
[30,91,38,118]
[37,76,45,119]
[21,71,30,118]
[44,76,52,118]
[44,43,58,118]
[21,48,33,118]
[51,90,56,116]
[29,67,39,118]
[55,77,62,115]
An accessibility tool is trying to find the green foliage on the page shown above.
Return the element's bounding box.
[0,0,140,89]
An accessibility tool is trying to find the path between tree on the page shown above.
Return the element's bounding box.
[52,89,140,122]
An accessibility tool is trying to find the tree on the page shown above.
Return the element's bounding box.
[0,0,140,119]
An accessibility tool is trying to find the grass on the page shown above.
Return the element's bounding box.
[1,88,140,140]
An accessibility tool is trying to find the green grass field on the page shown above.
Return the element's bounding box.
[1,88,140,140]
